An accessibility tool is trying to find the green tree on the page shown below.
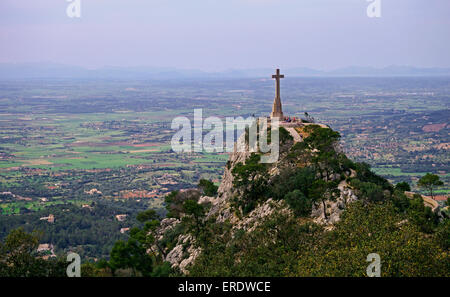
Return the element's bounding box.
[136,209,166,259]
[164,191,179,218]
[108,208,174,277]
[136,209,159,223]
[390,189,410,213]
[407,197,438,234]
[303,126,340,153]
[395,181,411,192]
[284,190,312,217]
[418,173,443,199]
[309,180,340,219]
[269,167,316,201]
[232,153,268,214]
[358,181,385,203]
[0,228,66,277]
[303,126,341,180]
[353,162,392,192]
[164,189,201,219]
[182,200,206,238]
[109,234,153,276]
[198,179,218,197]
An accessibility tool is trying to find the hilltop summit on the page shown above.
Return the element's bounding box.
[140,70,449,277]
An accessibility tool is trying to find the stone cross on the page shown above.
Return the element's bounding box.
[272,68,284,99]
[271,69,284,119]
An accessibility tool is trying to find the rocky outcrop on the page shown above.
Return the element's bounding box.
[217,134,250,202]
[157,218,180,241]
[157,122,361,273]
[234,198,290,232]
[164,234,201,274]
[312,180,359,227]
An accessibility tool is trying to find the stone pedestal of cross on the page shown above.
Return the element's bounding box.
[270,69,284,119]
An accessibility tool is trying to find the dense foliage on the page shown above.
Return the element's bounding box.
[232,153,269,214]
[198,179,218,197]
[189,201,449,277]
[82,209,175,277]
[418,173,444,199]
[0,228,66,277]
[0,200,148,259]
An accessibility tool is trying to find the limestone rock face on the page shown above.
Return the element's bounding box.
[213,133,251,224]
[217,135,251,202]
[164,233,201,275]
[312,180,359,227]
[165,243,183,266]
[157,218,180,241]
[179,242,201,274]
[234,198,289,232]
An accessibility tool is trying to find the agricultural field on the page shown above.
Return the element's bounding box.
[0,77,448,259]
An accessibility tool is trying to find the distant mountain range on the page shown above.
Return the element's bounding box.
[1,63,450,79]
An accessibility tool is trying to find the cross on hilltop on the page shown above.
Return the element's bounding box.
[270,69,284,119]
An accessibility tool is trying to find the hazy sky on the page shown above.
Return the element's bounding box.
[0,0,449,71]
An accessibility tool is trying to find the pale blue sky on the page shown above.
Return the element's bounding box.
[0,0,449,71]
